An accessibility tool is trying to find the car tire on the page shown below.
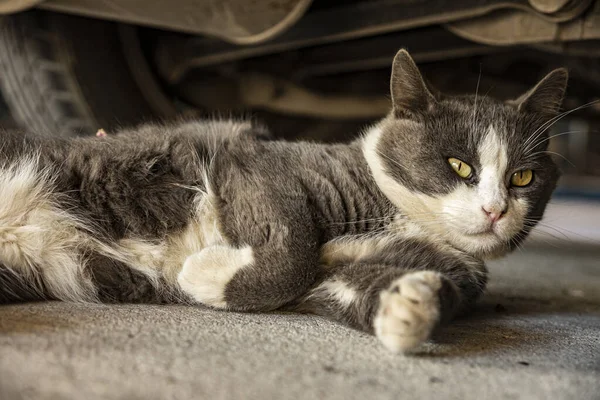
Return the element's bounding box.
[0,10,155,137]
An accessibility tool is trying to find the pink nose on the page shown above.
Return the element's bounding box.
[482,206,505,223]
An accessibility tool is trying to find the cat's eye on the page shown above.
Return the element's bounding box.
[448,158,472,179]
[510,169,533,187]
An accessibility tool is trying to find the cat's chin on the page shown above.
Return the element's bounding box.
[448,231,511,260]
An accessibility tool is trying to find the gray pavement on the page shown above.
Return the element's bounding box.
[0,244,599,400]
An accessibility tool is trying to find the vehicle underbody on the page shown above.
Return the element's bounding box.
[0,0,599,189]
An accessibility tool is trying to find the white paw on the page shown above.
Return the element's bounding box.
[374,271,442,353]
[177,245,254,309]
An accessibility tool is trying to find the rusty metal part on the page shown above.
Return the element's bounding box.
[528,0,571,13]
[269,28,501,80]
[446,0,600,46]
[531,41,600,57]
[1,0,591,47]
[166,26,507,119]
[178,72,391,119]
[239,74,391,119]
[233,27,504,82]
[31,0,313,45]
[0,0,41,13]
[153,0,593,84]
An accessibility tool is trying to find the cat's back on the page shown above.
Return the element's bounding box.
[211,138,393,239]
[213,137,365,182]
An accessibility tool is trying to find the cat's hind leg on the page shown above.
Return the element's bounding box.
[178,245,254,309]
[177,222,320,312]
[176,201,321,312]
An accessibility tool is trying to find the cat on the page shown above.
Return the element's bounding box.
[0,50,566,353]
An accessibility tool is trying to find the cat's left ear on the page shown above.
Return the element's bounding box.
[509,68,569,117]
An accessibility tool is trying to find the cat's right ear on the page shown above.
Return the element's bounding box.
[390,49,436,119]
[508,68,568,117]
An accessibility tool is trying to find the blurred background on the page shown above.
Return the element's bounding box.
[0,0,598,245]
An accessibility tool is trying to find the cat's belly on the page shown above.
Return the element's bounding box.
[111,192,226,287]
[0,157,227,302]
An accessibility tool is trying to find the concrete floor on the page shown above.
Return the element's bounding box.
[0,244,599,400]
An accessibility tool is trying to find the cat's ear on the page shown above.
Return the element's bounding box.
[510,68,568,117]
[390,49,436,119]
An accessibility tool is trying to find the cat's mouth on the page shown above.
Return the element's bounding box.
[462,225,497,237]
[450,223,520,259]
[465,230,495,237]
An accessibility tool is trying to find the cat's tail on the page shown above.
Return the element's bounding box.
[0,155,96,304]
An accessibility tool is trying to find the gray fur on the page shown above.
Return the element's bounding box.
[211,139,394,310]
[0,50,567,350]
[291,236,485,333]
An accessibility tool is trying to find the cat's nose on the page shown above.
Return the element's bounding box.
[482,206,506,223]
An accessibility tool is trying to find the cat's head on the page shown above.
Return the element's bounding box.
[364,50,567,259]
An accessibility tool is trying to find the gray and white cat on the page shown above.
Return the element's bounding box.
[0,50,566,353]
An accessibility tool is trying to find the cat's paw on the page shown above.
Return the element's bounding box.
[374,271,442,353]
[177,245,254,309]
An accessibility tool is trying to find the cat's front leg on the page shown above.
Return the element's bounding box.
[374,271,445,352]
[292,236,487,353]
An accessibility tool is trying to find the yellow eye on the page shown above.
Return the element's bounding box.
[448,158,472,179]
[511,169,533,187]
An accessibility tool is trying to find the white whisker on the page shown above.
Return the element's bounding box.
[527,150,575,167]
[523,100,599,154]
